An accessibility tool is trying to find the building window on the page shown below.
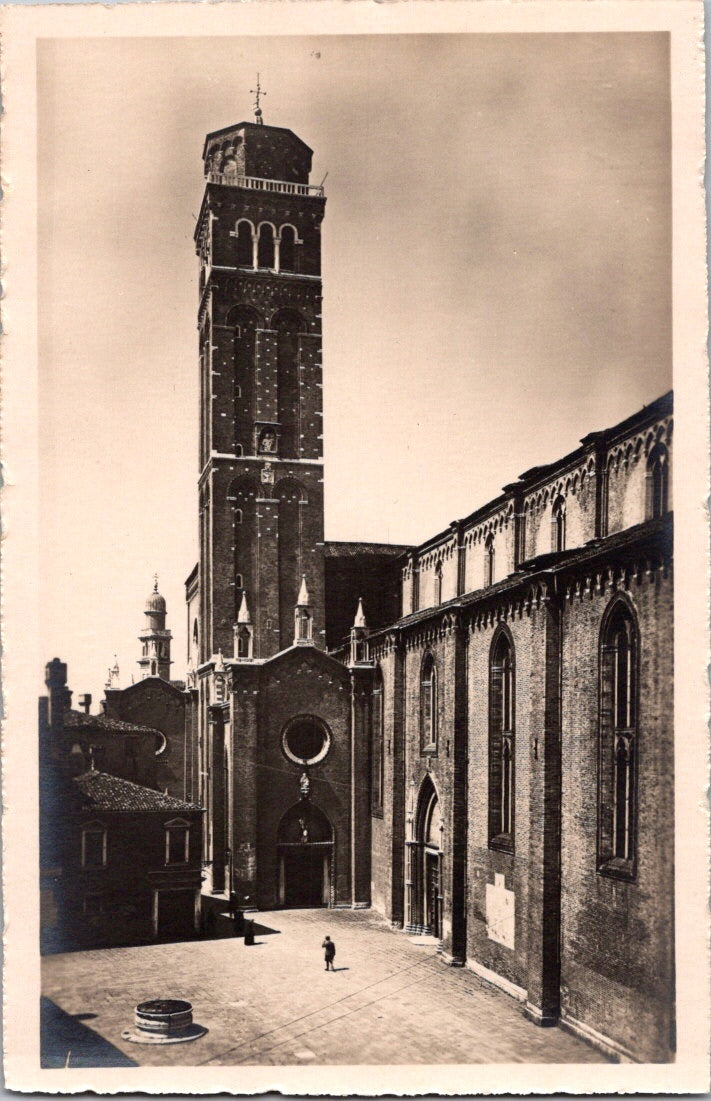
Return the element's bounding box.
[236,624,251,659]
[257,223,275,269]
[489,630,515,851]
[282,715,332,766]
[81,822,107,868]
[434,561,443,605]
[420,652,437,754]
[235,573,243,590]
[599,598,638,878]
[552,495,566,553]
[165,819,190,865]
[371,668,384,816]
[279,224,298,271]
[646,443,669,520]
[89,744,106,771]
[235,220,253,267]
[485,534,495,587]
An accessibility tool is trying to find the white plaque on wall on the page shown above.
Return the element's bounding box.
[486,872,515,949]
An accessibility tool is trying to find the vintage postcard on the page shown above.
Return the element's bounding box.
[1,0,708,1093]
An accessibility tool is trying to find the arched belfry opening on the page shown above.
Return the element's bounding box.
[407,775,443,938]
[277,801,333,908]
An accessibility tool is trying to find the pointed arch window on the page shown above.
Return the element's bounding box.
[489,631,515,851]
[552,495,566,553]
[485,534,495,587]
[371,668,384,816]
[420,652,438,755]
[434,561,443,605]
[646,443,669,520]
[599,599,638,877]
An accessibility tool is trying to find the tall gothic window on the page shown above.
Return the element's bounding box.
[420,652,438,754]
[434,561,443,605]
[552,495,566,553]
[646,443,669,520]
[489,630,515,851]
[371,668,384,816]
[599,599,638,877]
[485,534,495,587]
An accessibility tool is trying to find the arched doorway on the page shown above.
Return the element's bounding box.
[408,776,443,937]
[277,802,333,908]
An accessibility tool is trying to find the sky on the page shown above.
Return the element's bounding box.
[37,32,671,705]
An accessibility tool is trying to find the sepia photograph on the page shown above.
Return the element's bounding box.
[1,1,708,1093]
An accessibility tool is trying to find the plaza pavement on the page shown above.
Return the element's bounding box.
[41,905,608,1067]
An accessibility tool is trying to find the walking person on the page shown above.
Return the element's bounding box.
[322,935,336,971]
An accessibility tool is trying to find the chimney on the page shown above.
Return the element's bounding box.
[44,658,72,736]
[78,693,92,715]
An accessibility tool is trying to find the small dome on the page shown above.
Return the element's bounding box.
[145,576,166,613]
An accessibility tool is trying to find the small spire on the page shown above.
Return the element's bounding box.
[297,574,310,607]
[153,573,159,593]
[354,597,367,629]
[237,591,252,624]
[215,648,226,673]
[250,73,266,125]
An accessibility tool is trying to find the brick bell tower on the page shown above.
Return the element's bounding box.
[194,103,327,664]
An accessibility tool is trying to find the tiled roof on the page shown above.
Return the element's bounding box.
[323,541,412,558]
[63,710,161,737]
[72,770,203,813]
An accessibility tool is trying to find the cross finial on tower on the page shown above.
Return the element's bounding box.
[153,573,159,593]
[251,74,266,125]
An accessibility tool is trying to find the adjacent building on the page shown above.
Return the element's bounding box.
[39,659,204,953]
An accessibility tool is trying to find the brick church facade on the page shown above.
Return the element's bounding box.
[147,116,672,1061]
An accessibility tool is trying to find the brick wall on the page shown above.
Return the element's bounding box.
[227,647,366,910]
[558,567,674,1061]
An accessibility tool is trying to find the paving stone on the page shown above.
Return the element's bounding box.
[41,907,608,1067]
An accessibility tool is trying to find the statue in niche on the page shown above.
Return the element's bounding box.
[298,817,309,843]
[259,428,277,454]
[300,771,310,799]
[260,462,274,485]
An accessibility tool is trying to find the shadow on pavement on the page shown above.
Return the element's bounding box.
[201,898,282,941]
[251,922,280,937]
[40,997,137,1068]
